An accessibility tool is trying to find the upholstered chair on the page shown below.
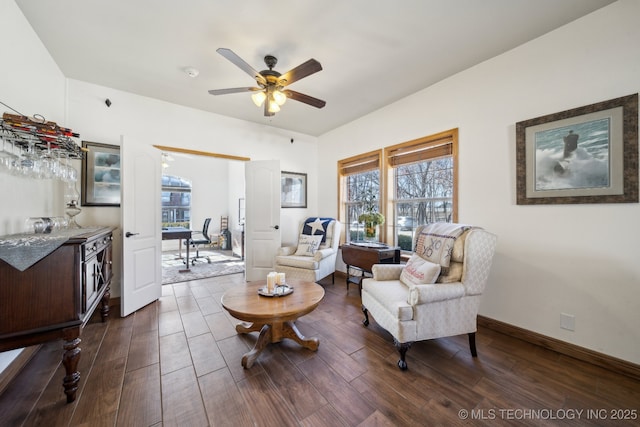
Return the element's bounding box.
[274,218,342,283]
[361,223,497,370]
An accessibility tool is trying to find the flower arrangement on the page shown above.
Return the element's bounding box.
[357,211,385,226]
[358,189,385,239]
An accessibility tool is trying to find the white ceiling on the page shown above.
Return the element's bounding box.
[16,0,615,137]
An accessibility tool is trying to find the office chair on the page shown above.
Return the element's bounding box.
[185,218,212,264]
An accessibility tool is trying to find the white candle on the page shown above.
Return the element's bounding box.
[276,272,286,285]
[267,272,277,292]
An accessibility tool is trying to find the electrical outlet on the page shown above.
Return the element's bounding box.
[560,313,575,331]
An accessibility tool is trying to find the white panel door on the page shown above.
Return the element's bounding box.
[244,160,281,281]
[121,136,162,317]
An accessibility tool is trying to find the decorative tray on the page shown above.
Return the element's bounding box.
[258,284,294,297]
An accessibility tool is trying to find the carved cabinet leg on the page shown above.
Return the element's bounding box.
[362,306,370,326]
[62,337,81,403]
[100,285,111,322]
[394,338,412,371]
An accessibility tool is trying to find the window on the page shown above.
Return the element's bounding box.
[386,129,458,251]
[338,151,382,242]
[161,175,192,227]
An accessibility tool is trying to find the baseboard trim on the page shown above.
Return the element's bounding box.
[477,315,640,381]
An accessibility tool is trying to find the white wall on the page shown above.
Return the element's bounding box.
[0,0,69,235]
[65,79,320,298]
[3,0,639,367]
[318,0,640,364]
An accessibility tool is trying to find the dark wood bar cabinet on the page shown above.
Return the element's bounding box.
[0,226,115,403]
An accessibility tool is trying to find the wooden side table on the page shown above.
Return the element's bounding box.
[340,243,401,293]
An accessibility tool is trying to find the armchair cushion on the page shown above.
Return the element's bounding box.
[399,254,441,287]
[436,261,463,283]
[362,280,414,321]
[372,264,404,281]
[277,246,296,256]
[407,283,465,306]
[295,234,323,256]
[274,255,319,270]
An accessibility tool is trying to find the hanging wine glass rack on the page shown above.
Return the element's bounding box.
[0,112,83,159]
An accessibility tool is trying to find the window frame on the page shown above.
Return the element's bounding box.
[384,129,458,250]
[337,150,384,243]
[161,175,192,228]
[337,129,458,249]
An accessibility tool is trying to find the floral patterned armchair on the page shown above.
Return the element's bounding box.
[361,223,497,370]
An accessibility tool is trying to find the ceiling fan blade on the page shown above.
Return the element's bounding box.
[216,48,267,85]
[208,87,261,95]
[284,90,326,109]
[278,59,322,86]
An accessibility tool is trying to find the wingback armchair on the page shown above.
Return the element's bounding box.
[274,218,341,283]
[361,223,497,370]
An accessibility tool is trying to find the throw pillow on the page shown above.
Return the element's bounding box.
[414,223,472,273]
[399,254,441,287]
[295,234,323,256]
[302,217,332,243]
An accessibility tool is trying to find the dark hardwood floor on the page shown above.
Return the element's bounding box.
[1,273,638,426]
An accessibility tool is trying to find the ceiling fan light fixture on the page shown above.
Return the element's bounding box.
[251,91,266,107]
[273,90,287,106]
[268,99,281,113]
[209,49,325,116]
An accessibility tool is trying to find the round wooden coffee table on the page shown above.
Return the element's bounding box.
[221,279,325,368]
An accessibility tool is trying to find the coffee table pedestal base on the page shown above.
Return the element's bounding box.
[236,321,319,368]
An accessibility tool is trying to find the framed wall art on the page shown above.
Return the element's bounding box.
[516,94,638,205]
[81,141,121,206]
[281,171,307,208]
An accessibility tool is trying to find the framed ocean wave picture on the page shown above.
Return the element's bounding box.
[516,94,638,205]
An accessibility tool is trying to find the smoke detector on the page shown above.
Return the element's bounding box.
[184,67,199,78]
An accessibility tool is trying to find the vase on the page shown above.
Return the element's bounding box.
[364,222,378,242]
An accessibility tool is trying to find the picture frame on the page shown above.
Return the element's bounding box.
[516,94,638,205]
[81,141,121,206]
[281,171,307,208]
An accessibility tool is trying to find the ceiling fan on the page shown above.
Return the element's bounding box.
[208,48,326,117]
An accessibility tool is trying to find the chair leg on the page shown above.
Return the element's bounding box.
[468,332,478,357]
[332,272,335,284]
[362,306,369,326]
[394,338,412,371]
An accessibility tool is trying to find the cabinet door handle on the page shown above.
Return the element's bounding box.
[272,225,279,230]
[125,232,139,238]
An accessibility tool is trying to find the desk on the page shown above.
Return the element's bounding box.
[162,227,192,272]
[341,243,401,293]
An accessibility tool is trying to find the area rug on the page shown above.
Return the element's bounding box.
[162,250,244,284]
